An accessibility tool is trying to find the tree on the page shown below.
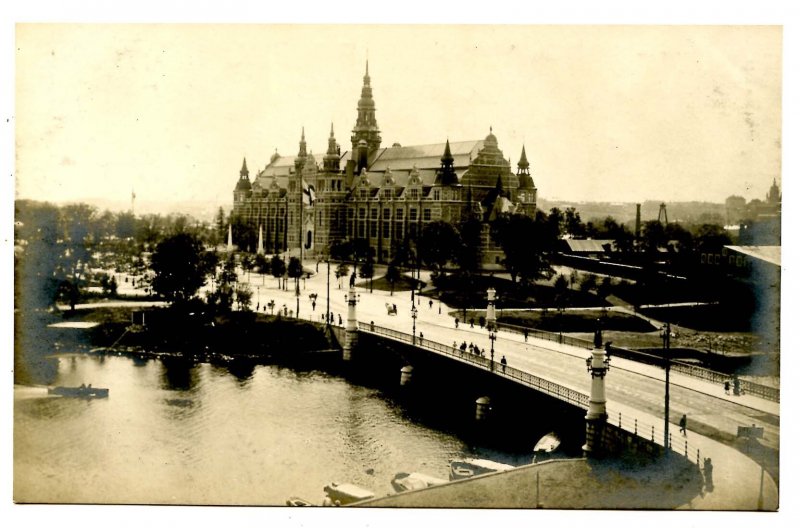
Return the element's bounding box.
[287,256,304,287]
[564,207,585,238]
[359,253,375,292]
[418,221,461,273]
[490,212,555,284]
[234,282,253,311]
[270,255,286,288]
[385,262,401,295]
[641,220,667,254]
[335,263,350,289]
[457,217,483,274]
[150,233,209,304]
[115,212,137,239]
[214,207,227,245]
[547,207,565,238]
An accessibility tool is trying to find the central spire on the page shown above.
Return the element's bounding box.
[351,59,381,157]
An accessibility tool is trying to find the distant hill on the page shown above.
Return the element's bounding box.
[40,197,227,222]
[538,198,726,226]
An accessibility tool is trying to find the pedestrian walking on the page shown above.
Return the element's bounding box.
[724,380,730,395]
[501,355,507,373]
[455,318,459,329]
[468,343,474,354]
[429,299,433,309]
[338,314,342,325]
[419,333,424,345]
[524,330,528,342]
[469,318,474,328]
[679,414,687,435]
[453,341,457,353]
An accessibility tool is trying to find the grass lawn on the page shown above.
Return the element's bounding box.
[356,274,424,293]
[433,273,607,309]
[457,308,656,333]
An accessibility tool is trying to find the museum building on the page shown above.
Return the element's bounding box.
[232,62,538,264]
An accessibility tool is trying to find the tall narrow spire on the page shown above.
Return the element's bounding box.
[517,145,535,190]
[351,59,381,156]
[295,127,308,174]
[324,122,340,172]
[235,156,251,192]
[298,127,307,157]
[435,139,458,186]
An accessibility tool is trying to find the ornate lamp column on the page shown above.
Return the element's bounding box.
[411,305,418,345]
[343,286,359,361]
[489,329,496,370]
[486,287,497,331]
[582,319,611,458]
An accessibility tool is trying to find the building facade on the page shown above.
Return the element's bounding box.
[233,62,538,264]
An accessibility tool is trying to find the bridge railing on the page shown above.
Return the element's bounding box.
[360,322,590,410]
[360,322,702,467]
[606,407,703,467]
[495,321,779,403]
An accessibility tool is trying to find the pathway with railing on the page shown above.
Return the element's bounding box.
[360,321,704,466]
[495,321,779,403]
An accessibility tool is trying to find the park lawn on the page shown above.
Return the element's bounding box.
[434,273,606,309]
[356,274,424,293]
[456,308,656,334]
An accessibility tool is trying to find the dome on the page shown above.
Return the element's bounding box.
[485,127,498,147]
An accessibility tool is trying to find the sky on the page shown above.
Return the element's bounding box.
[14,24,782,210]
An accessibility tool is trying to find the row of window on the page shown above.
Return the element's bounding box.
[700,253,749,267]
[354,208,432,221]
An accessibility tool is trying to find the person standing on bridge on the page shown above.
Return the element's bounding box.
[500,355,507,373]
[419,333,424,346]
[679,414,687,435]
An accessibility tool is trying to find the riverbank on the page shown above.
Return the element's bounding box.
[358,452,777,510]
[15,303,339,386]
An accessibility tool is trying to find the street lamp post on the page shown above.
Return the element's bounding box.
[326,259,331,326]
[489,329,496,370]
[662,322,671,450]
[411,305,418,345]
[295,281,300,318]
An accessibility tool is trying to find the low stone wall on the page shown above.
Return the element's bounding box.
[598,421,665,460]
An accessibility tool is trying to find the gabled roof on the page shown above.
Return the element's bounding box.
[366,140,483,172]
[724,245,781,266]
[562,239,614,253]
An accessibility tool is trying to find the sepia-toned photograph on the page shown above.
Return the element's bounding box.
[10,16,787,519]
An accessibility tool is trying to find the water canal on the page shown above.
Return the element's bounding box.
[14,349,582,505]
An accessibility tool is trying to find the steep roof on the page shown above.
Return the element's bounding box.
[562,239,614,253]
[724,245,781,266]
[366,140,483,172]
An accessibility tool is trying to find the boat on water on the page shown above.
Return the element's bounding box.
[286,496,313,506]
[449,458,515,481]
[48,385,109,398]
[322,482,375,505]
[390,472,448,493]
[532,432,561,463]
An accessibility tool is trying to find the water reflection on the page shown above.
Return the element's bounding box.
[15,353,568,505]
[160,357,197,391]
[226,359,255,383]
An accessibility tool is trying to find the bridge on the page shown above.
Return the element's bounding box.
[245,268,779,509]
